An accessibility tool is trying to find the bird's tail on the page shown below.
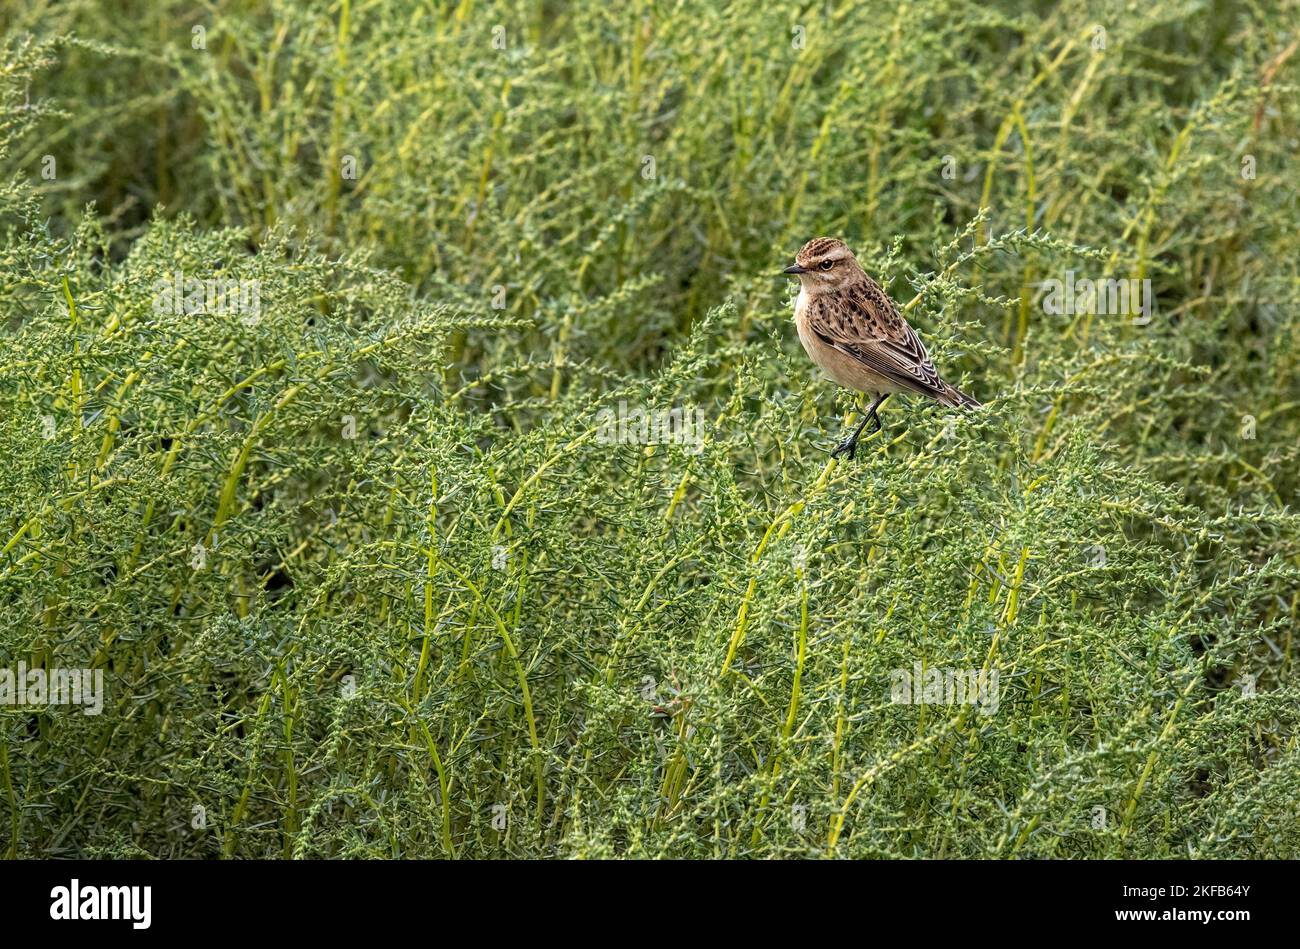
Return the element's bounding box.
[938,383,981,409]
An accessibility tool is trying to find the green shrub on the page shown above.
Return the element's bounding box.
[1,1,1298,858]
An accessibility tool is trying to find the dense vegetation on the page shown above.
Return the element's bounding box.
[2,0,1298,858]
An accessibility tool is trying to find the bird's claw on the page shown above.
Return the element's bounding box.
[830,409,883,461]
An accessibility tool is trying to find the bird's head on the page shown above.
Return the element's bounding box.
[781,237,863,292]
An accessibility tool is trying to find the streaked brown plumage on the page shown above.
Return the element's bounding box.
[783,237,979,458]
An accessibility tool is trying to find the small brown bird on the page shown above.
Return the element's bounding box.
[783,237,980,459]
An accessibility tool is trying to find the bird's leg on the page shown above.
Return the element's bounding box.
[831,392,890,460]
[866,392,890,433]
[831,415,871,460]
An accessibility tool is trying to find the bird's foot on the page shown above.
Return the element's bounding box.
[829,409,884,461]
[830,434,858,460]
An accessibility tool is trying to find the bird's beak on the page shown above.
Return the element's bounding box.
[782,263,807,275]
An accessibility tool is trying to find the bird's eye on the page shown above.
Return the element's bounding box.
[819,260,834,271]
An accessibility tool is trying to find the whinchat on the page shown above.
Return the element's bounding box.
[783,237,980,459]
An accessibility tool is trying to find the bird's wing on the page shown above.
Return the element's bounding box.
[807,280,949,400]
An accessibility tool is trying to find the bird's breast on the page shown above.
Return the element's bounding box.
[793,288,816,357]
[793,289,899,396]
